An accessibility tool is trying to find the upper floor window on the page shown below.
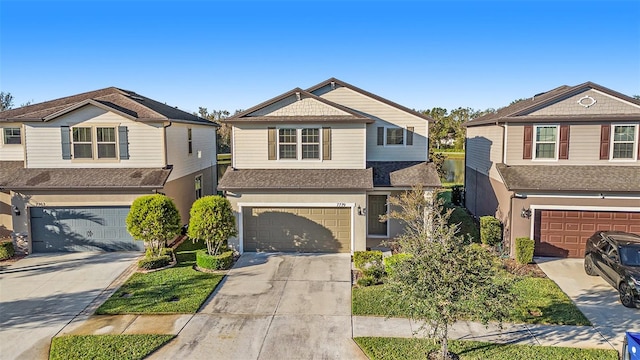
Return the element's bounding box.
[2,128,21,145]
[386,128,404,145]
[534,125,557,159]
[188,128,193,154]
[72,126,117,159]
[612,125,636,159]
[301,128,320,159]
[278,128,298,159]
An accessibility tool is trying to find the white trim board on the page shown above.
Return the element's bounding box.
[237,202,356,254]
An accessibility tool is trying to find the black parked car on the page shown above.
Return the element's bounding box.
[584,231,640,308]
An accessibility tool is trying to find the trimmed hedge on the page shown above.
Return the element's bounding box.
[0,240,14,260]
[480,216,502,246]
[138,255,171,270]
[383,253,412,277]
[516,237,535,265]
[196,250,233,270]
[354,251,383,271]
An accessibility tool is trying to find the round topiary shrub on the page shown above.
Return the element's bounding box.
[196,249,233,270]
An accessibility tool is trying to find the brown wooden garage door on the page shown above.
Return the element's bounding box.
[243,207,351,253]
[535,210,640,258]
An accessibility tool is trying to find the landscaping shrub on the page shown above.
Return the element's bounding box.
[0,240,15,260]
[188,196,237,256]
[196,249,233,270]
[357,276,377,287]
[127,194,181,257]
[383,253,412,277]
[516,237,535,265]
[138,255,171,270]
[480,216,502,246]
[451,185,464,206]
[354,250,385,285]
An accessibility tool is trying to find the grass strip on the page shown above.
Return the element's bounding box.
[50,334,174,360]
[354,337,617,360]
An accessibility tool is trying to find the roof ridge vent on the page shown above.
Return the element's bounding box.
[129,95,144,101]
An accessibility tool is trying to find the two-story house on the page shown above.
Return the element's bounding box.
[465,82,640,258]
[0,87,218,253]
[218,78,441,253]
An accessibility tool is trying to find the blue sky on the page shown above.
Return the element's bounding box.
[1,0,639,115]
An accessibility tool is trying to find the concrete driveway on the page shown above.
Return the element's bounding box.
[536,257,640,350]
[0,252,139,359]
[149,252,367,360]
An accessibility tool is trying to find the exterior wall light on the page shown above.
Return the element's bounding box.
[358,206,366,216]
[520,208,531,219]
[12,206,20,216]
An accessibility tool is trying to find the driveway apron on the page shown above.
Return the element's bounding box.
[0,252,139,360]
[149,253,367,360]
[536,257,640,351]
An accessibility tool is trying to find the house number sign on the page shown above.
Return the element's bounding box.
[336,203,347,207]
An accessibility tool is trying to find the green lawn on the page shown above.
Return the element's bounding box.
[50,334,174,360]
[96,240,224,314]
[354,337,617,360]
[352,276,590,325]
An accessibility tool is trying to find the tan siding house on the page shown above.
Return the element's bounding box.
[219,78,441,254]
[0,87,218,253]
[464,82,640,259]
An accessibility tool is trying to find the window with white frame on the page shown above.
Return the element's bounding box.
[386,127,404,145]
[96,127,117,159]
[195,175,203,199]
[3,128,21,145]
[534,125,557,159]
[612,125,636,159]
[72,127,93,158]
[301,128,320,159]
[187,128,193,154]
[278,128,298,159]
[72,126,118,159]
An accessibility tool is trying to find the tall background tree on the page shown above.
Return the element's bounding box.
[196,107,242,154]
[0,92,14,111]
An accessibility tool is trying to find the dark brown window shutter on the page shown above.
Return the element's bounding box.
[377,127,384,145]
[406,126,414,146]
[559,125,569,160]
[322,127,331,160]
[267,127,276,160]
[523,125,533,159]
[600,124,610,160]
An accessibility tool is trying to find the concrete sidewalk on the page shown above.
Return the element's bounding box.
[352,316,617,350]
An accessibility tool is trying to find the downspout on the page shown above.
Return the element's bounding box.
[163,121,172,172]
[498,121,512,256]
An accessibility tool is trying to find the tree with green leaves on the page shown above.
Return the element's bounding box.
[187,195,237,256]
[0,92,14,111]
[383,186,514,360]
[197,107,243,154]
[126,194,181,256]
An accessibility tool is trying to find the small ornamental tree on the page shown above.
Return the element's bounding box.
[188,195,237,256]
[126,194,181,257]
[383,185,514,360]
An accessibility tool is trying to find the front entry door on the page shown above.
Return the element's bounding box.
[368,195,388,236]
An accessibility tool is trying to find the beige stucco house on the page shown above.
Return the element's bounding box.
[0,87,218,253]
[218,78,441,254]
[464,82,640,258]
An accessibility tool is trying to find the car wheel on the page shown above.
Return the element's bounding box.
[619,282,636,308]
[584,254,598,276]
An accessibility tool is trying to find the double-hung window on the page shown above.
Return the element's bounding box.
[72,127,94,159]
[278,128,298,159]
[301,128,320,159]
[612,125,636,160]
[3,128,21,145]
[96,127,117,159]
[188,128,193,154]
[534,125,557,159]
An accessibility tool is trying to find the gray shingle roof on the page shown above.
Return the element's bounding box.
[367,161,441,187]
[218,168,374,190]
[0,87,216,126]
[465,82,640,127]
[0,161,171,190]
[496,164,640,192]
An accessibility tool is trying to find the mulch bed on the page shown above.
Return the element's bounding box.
[502,258,547,278]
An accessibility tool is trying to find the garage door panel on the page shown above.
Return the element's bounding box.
[243,207,350,253]
[31,206,143,253]
[536,210,640,258]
